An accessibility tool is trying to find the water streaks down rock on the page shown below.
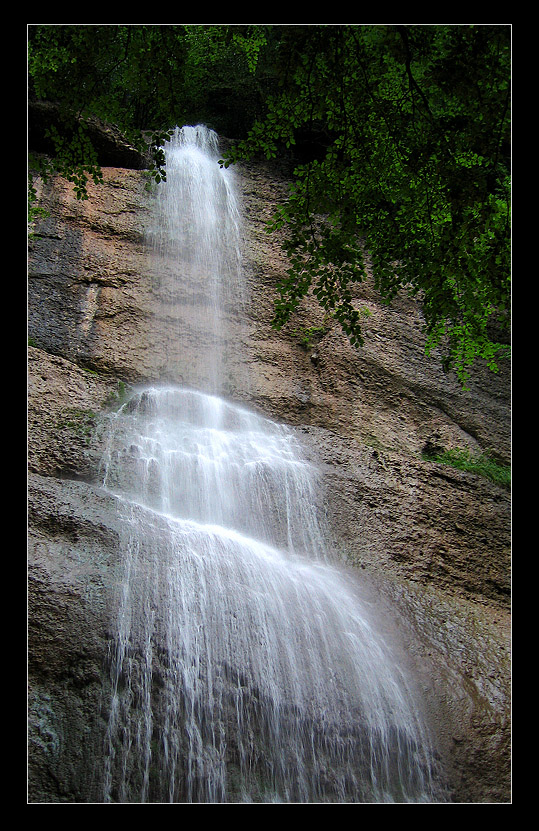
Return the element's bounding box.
[28,125,510,803]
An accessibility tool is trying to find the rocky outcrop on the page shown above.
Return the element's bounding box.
[28,152,511,803]
[29,100,150,170]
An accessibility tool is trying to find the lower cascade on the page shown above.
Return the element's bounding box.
[99,126,444,803]
[100,387,441,803]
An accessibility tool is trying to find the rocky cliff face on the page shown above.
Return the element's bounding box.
[28,152,511,803]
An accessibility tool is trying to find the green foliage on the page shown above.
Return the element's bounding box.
[28,175,49,236]
[422,446,511,489]
[291,324,329,350]
[58,407,98,442]
[224,24,511,386]
[29,124,105,201]
[28,25,189,191]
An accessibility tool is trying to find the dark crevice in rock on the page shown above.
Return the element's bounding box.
[29,100,150,171]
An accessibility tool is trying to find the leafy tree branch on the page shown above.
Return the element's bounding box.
[223,24,511,386]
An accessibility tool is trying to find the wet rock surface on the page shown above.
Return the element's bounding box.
[28,156,510,803]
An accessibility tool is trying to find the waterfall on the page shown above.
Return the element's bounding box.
[145,124,246,395]
[101,126,442,803]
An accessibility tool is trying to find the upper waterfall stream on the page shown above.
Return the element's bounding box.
[100,126,443,803]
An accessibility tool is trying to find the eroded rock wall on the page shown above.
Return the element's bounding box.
[28,156,510,803]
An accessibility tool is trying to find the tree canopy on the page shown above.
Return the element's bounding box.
[28,24,511,387]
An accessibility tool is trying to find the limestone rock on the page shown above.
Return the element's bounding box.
[27,152,511,803]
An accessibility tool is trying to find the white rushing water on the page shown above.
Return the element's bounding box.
[145,125,245,394]
[101,126,441,803]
